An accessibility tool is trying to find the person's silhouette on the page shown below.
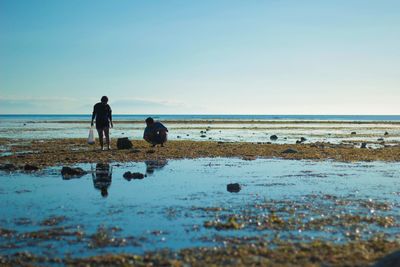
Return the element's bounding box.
[92,163,112,197]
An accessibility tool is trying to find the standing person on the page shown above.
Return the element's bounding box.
[143,117,168,147]
[91,96,113,150]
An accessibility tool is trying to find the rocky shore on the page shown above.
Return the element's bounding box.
[0,138,399,170]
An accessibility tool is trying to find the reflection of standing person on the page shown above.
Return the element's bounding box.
[143,117,168,147]
[91,96,113,150]
[92,163,112,197]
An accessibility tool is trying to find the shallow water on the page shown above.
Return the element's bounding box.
[1,119,400,146]
[0,158,399,258]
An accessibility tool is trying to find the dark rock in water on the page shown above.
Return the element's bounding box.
[200,135,207,138]
[351,132,357,135]
[377,138,384,142]
[177,136,181,139]
[384,131,389,136]
[373,250,400,267]
[24,164,39,172]
[227,183,241,193]
[117,137,133,150]
[0,163,17,171]
[123,172,145,181]
[145,160,168,175]
[360,142,367,149]
[61,167,87,179]
[270,135,278,141]
[282,148,298,154]
[296,137,307,144]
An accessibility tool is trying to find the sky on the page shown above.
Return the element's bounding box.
[0,0,399,114]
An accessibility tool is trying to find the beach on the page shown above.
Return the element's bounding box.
[1,117,400,266]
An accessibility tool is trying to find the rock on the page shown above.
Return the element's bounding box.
[360,142,367,149]
[384,131,389,136]
[123,172,145,181]
[373,250,400,267]
[0,163,17,171]
[61,167,87,179]
[24,164,39,172]
[377,138,384,142]
[282,148,298,154]
[351,132,357,135]
[200,135,207,138]
[227,183,241,193]
[177,136,181,139]
[296,137,307,144]
[270,135,278,141]
[117,137,133,150]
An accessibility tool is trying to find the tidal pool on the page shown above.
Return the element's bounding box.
[0,158,399,259]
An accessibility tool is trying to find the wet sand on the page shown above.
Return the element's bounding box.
[0,138,400,169]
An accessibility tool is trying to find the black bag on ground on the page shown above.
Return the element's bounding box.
[117,137,133,149]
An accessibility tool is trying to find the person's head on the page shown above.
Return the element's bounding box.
[145,117,154,126]
[101,187,108,198]
[101,96,108,104]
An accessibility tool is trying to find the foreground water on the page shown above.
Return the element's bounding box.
[0,158,399,258]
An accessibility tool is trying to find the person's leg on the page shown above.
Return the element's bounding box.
[97,128,104,150]
[159,131,167,147]
[104,127,110,150]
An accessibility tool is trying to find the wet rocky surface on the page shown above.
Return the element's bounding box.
[1,139,400,170]
[0,158,399,266]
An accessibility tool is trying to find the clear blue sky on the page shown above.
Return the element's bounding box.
[1,0,399,114]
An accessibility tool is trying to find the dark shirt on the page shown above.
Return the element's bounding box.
[92,102,112,128]
[143,122,168,139]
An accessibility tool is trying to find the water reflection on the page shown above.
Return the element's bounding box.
[145,160,168,175]
[92,163,112,197]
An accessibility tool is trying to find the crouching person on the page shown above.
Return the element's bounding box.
[143,117,168,147]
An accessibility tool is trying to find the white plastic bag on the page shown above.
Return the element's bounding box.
[88,127,95,145]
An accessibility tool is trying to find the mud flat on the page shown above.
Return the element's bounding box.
[0,138,400,170]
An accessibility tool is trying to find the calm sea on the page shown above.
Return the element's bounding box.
[1,114,400,122]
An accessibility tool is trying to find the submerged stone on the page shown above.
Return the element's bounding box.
[61,167,87,179]
[0,163,17,171]
[270,135,278,141]
[123,172,145,181]
[227,183,241,193]
[24,164,39,172]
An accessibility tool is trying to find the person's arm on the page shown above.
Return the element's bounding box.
[143,127,151,142]
[91,105,96,126]
[109,106,113,128]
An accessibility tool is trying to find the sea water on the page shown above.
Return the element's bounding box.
[0,158,399,258]
[1,115,400,144]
